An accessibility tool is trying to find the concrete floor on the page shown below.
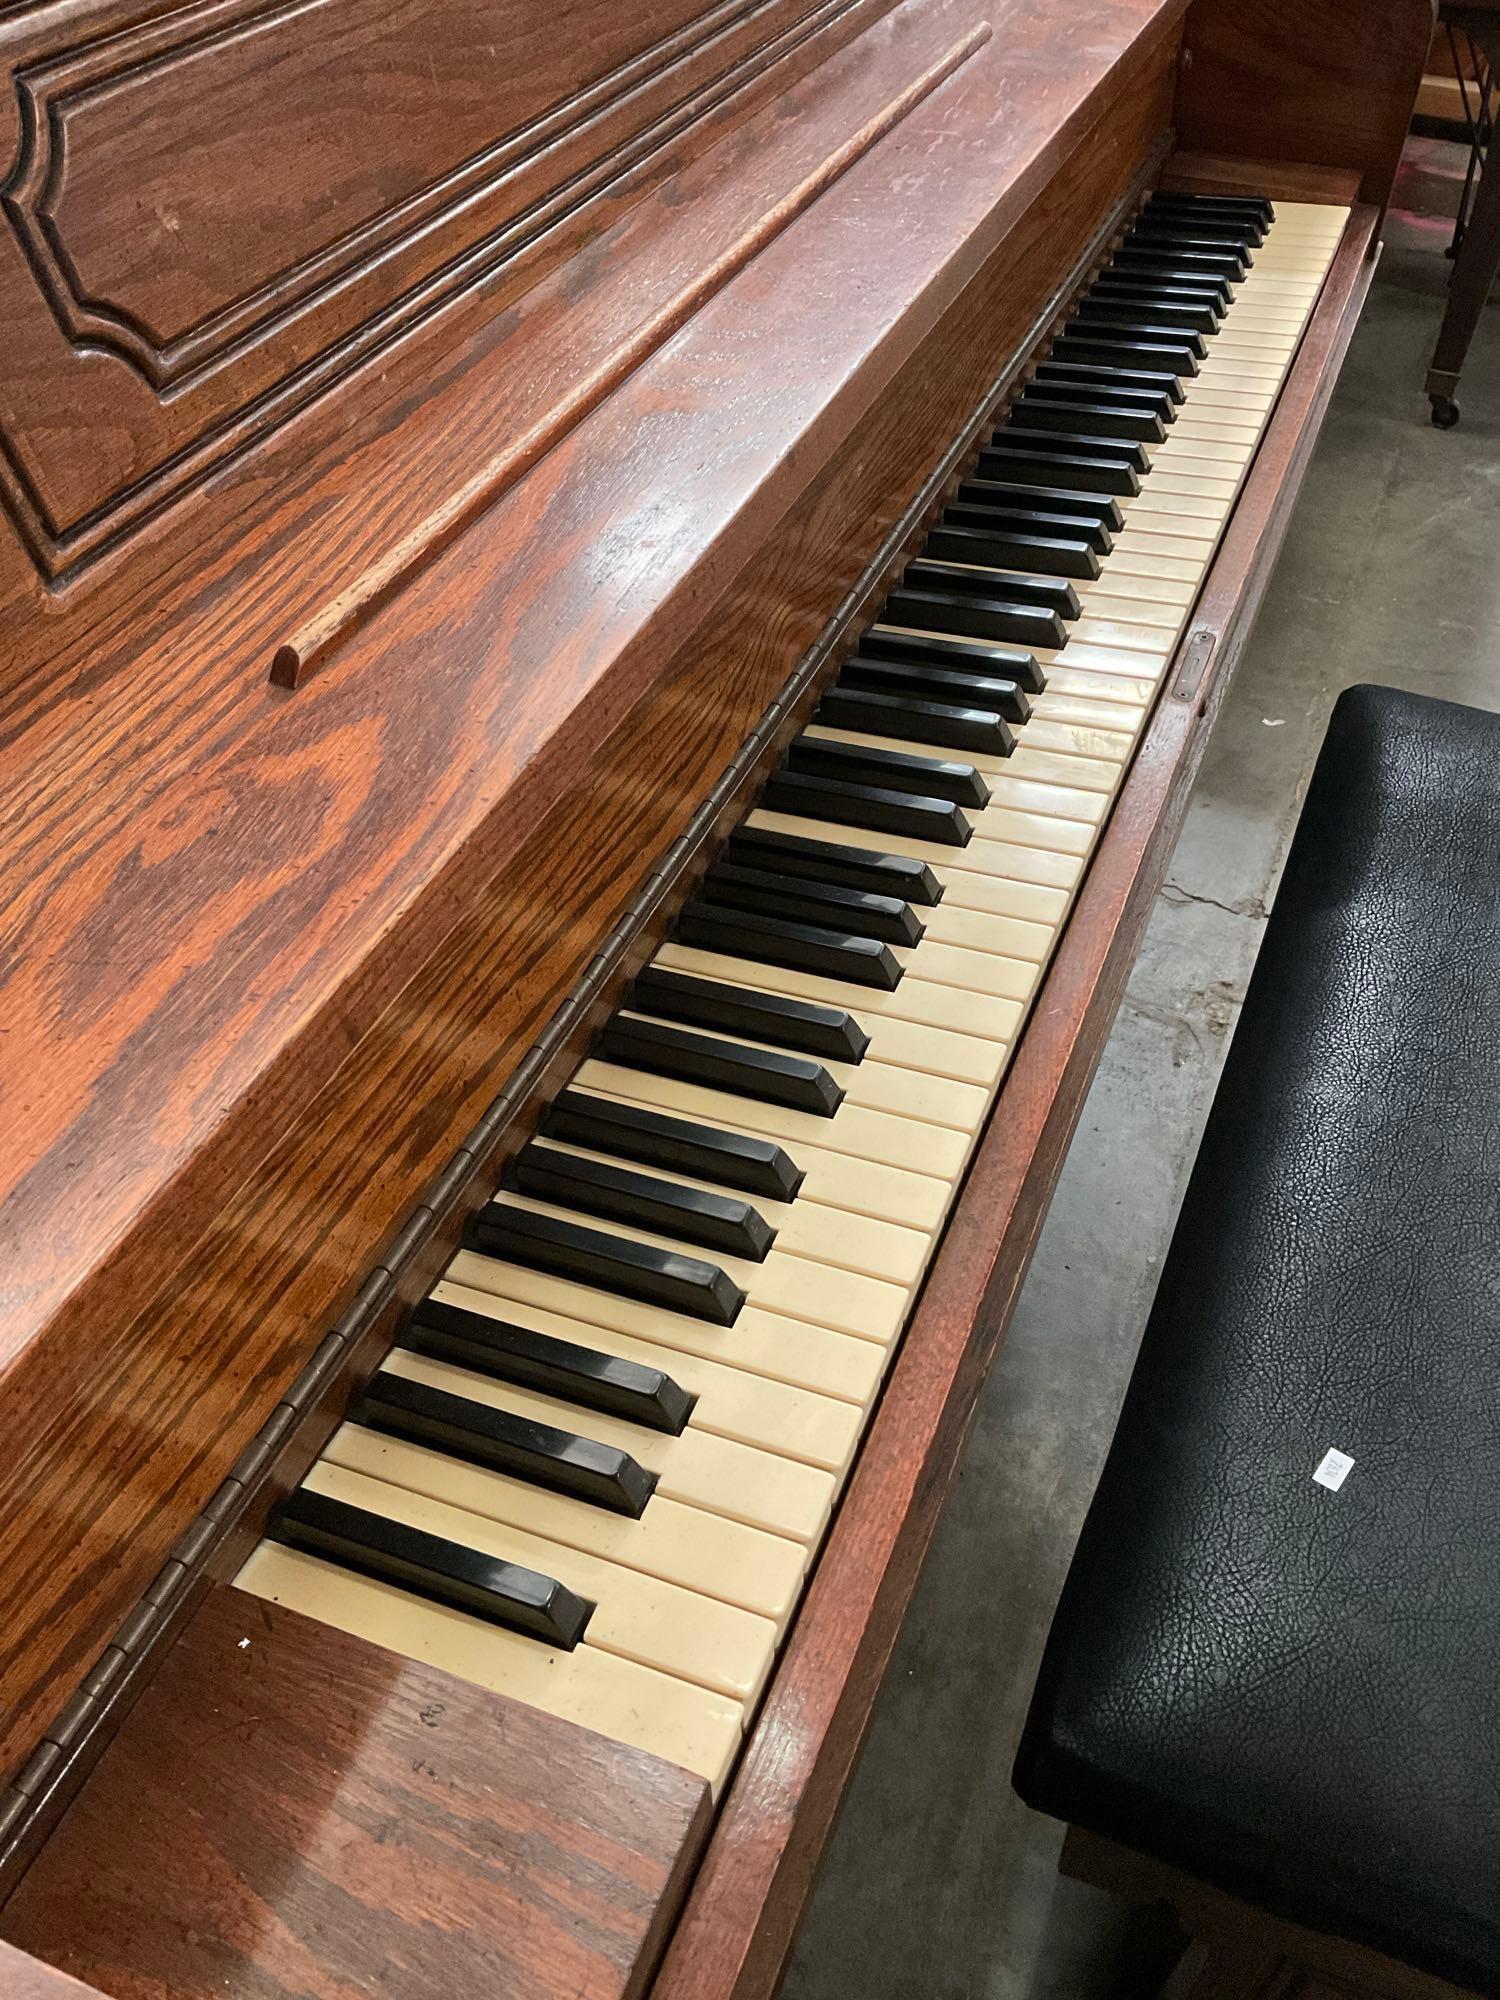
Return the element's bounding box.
[780,143,1500,2000]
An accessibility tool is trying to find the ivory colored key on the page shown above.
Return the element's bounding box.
[509,1145,930,1291]
[573,1058,974,1184]
[378,1346,836,1545]
[323,1417,808,1623]
[802,725,1123,801]
[612,1009,991,1128]
[238,1542,745,1790]
[745,807,1086,892]
[420,1280,868,1472]
[425,1278,873,1466]
[641,946,1015,1089]
[446,1247,892,1402]
[488,1188,912,1345]
[294,1458,779,1704]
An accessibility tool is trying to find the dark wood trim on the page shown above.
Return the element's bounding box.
[645,197,1382,2000]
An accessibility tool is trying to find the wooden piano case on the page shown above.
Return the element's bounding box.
[0,0,1432,1994]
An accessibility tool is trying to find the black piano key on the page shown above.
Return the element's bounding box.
[1010,395,1164,445]
[1059,322,1205,376]
[1064,313,1207,364]
[1024,372,1178,424]
[1127,218,1257,259]
[840,652,1032,723]
[761,769,972,849]
[1085,281,1222,335]
[510,1140,774,1261]
[601,1008,848,1108]
[1122,230,1248,277]
[989,426,1153,474]
[973,442,1140,498]
[1074,294,1221,342]
[934,513,1102,575]
[1094,267,1231,304]
[542,1091,804,1201]
[785,734,989,809]
[1145,191,1272,229]
[407,1297,695,1433]
[863,624,1050,692]
[702,858,924,945]
[1048,336,1200,384]
[904,556,1080,621]
[676,893,907,986]
[723,825,943,906]
[1032,358,1184,408]
[884,580,1069,648]
[1113,243,1244,285]
[817,685,1014,758]
[631,963,870,1062]
[1096,261,1230,309]
[467,1202,745,1326]
[274,1490,593,1646]
[357,1366,659,1516]
[953,477,1122,536]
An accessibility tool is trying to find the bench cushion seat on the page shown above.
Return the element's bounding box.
[1013,685,1500,1993]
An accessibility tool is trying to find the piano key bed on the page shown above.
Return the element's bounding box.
[237,195,1351,1795]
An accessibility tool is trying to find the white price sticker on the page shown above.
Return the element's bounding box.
[1314,1447,1355,1492]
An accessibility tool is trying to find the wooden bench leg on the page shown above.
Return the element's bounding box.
[1058,1828,1482,2000]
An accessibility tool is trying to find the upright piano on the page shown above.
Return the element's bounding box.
[0,1,1432,1994]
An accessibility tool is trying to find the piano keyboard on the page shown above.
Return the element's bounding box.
[237,194,1348,1792]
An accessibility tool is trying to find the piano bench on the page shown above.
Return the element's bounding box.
[1011,684,1500,2000]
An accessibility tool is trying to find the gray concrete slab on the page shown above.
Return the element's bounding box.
[778,144,1500,2000]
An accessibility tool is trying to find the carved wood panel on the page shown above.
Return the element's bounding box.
[0,0,865,577]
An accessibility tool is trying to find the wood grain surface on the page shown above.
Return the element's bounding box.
[1,1586,710,2000]
[0,0,1191,1788]
[1175,0,1437,212]
[646,197,1385,2000]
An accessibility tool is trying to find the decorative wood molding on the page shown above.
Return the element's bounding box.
[0,0,896,575]
[270,23,993,688]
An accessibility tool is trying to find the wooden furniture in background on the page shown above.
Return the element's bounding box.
[0,0,1432,1993]
[1425,1,1500,423]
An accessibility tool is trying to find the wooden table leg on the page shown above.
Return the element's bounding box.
[1426,13,1500,425]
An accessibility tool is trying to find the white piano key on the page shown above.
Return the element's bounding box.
[379,1346,836,1545]
[650,944,1013,1087]
[488,1187,913,1345]
[573,1058,973,1183]
[446,1245,891,1402]
[498,1146,931,1290]
[323,1416,807,1623]
[295,1458,779,1705]
[237,1543,745,1791]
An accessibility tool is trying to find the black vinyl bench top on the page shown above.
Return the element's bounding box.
[1014,685,1500,1995]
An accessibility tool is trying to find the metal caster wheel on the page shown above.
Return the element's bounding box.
[1430,394,1461,430]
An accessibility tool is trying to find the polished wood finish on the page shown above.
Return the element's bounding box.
[3,1586,710,2000]
[1174,0,1437,212]
[1061,1829,1484,2000]
[0,0,1193,1791]
[648,197,1384,2000]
